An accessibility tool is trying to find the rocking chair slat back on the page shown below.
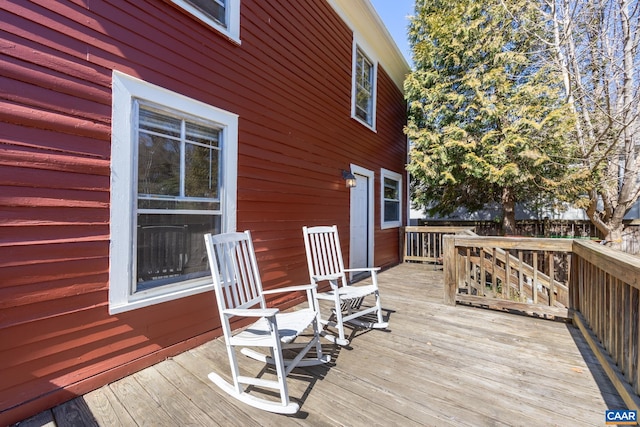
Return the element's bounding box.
[305,225,346,282]
[205,231,265,311]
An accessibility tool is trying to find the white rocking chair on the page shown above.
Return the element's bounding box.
[203,231,330,414]
[302,225,388,346]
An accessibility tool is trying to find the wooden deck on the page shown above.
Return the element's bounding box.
[17,263,626,426]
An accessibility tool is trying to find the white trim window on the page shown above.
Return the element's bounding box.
[110,71,238,314]
[352,44,377,129]
[171,0,241,44]
[380,169,402,229]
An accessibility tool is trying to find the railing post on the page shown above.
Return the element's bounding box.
[400,227,406,263]
[444,235,457,305]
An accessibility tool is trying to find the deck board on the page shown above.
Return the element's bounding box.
[17,263,630,426]
[82,384,135,427]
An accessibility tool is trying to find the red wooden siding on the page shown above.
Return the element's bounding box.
[0,0,407,423]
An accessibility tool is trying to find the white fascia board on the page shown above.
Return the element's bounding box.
[328,0,410,91]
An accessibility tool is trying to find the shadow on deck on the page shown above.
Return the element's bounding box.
[16,263,626,426]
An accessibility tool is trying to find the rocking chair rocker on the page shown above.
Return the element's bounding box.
[204,231,330,414]
[302,225,388,346]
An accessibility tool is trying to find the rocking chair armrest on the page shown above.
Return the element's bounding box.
[312,273,342,282]
[222,308,279,318]
[343,267,381,273]
[262,283,317,295]
[312,274,342,290]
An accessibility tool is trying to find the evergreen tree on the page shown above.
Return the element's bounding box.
[405,0,578,234]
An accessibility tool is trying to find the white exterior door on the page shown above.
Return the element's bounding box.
[349,165,374,277]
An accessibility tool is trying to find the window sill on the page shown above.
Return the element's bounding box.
[351,115,377,132]
[109,278,213,315]
[381,222,401,230]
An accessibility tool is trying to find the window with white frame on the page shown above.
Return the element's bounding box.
[352,45,376,128]
[110,71,238,314]
[381,169,402,229]
[171,0,240,43]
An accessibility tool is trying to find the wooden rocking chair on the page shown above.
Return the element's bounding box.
[302,225,388,346]
[203,231,330,414]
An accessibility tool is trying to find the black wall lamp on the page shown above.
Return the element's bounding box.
[342,170,357,188]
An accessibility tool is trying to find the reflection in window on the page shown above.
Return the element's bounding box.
[381,168,402,229]
[171,0,240,43]
[136,104,222,292]
[184,0,226,27]
[354,48,374,125]
[383,178,400,222]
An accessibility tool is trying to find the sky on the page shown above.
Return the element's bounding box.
[369,0,414,64]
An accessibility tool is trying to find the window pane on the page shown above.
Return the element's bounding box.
[358,56,372,92]
[355,107,368,122]
[134,103,225,294]
[384,201,400,222]
[356,93,370,121]
[384,178,399,200]
[138,198,220,211]
[185,142,220,198]
[362,63,372,89]
[139,108,181,138]
[355,49,373,124]
[137,133,180,196]
[185,0,226,26]
[186,122,220,148]
[136,213,221,291]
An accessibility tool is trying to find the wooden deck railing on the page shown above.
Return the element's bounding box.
[571,242,640,397]
[402,226,475,263]
[442,234,640,409]
[443,236,573,318]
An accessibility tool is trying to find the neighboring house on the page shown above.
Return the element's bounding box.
[411,201,640,225]
[410,203,591,225]
[0,0,409,423]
